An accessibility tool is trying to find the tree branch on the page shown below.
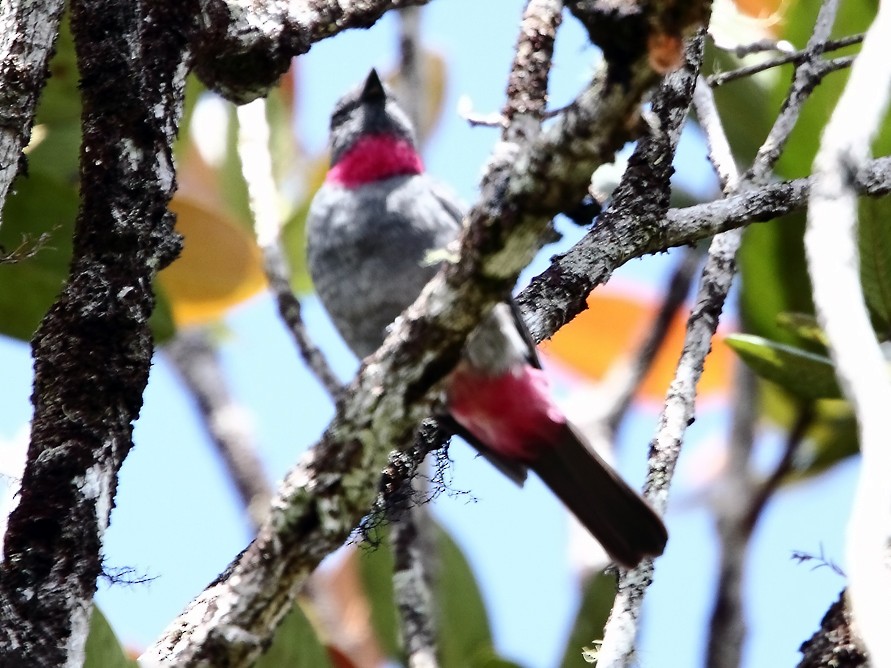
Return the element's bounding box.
[385,9,439,667]
[0,0,66,227]
[804,1,891,662]
[708,33,863,88]
[165,329,273,530]
[192,0,433,104]
[0,0,190,664]
[600,0,846,648]
[797,591,868,667]
[601,248,702,434]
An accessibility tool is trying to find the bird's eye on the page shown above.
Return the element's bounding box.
[330,100,358,128]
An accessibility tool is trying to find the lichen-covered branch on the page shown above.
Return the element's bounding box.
[0,0,66,228]
[501,0,562,141]
[0,0,190,664]
[798,592,868,667]
[517,159,891,343]
[192,0,433,103]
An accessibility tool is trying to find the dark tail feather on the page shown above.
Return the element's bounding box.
[531,424,668,568]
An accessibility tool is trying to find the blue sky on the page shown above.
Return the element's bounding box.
[0,2,856,666]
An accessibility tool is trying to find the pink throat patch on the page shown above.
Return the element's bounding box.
[326,134,424,188]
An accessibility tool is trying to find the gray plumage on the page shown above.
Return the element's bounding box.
[306,69,668,568]
[307,173,460,357]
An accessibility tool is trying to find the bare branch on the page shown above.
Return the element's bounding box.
[601,248,701,433]
[501,0,562,142]
[721,38,795,58]
[0,0,66,227]
[600,2,843,647]
[805,2,891,662]
[388,477,438,668]
[165,329,273,530]
[708,33,863,88]
[747,0,841,183]
[0,0,189,663]
[798,591,868,667]
[590,35,706,666]
[519,156,891,341]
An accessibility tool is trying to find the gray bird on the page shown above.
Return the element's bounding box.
[307,70,667,568]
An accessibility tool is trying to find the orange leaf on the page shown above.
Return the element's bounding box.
[541,290,733,401]
[158,196,266,326]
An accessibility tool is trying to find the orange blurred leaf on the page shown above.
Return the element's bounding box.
[158,196,266,326]
[541,291,733,401]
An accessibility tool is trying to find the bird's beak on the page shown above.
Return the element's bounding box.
[361,69,386,104]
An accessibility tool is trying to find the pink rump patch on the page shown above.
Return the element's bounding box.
[448,363,567,462]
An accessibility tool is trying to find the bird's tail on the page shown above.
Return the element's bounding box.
[531,424,668,568]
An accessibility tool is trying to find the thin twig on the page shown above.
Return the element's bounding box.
[594,35,705,666]
[165,329,273,530]
[236,98,343,399]
[708,33,863,87]
[723,38,795,58]
[698,3,843,661]
[691,85,747,668]
[747,0,842,183]
[383,8,441,668]
[743,405,811,532]
[600,248,702,434]
[805,1,891,662]
[706,363,758,668]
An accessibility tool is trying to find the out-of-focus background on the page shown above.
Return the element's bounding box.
[0,0,882,665]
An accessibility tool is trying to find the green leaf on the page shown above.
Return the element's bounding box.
[435,525,499,668]
[775,312,829,347]
[254,601,333,668]
[859,197,891,337]
[559,571,616,668]
[357,521,515,667]
[1,13,177,343]
[357,534,400,658]
[725,333,841,399]
[83,606,138,668]
[738,213,815,348]
[757,384,858,482]
[0,172,77,341]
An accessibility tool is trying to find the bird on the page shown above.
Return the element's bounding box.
[306,69,667,568]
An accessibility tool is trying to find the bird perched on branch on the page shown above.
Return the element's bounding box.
[306,69,667,568]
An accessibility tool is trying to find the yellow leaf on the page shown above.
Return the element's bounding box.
[158,197,266,326]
